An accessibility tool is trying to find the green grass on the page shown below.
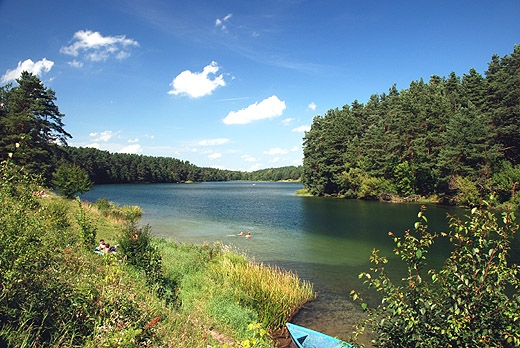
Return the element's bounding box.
[0,163,315,347]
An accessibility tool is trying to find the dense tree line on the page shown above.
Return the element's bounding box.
[0,73,302,189]
[302,45,520,208]
[60,146,302,184]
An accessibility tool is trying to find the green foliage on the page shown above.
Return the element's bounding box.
[449,175,481,207]
[302,45,520,206]
[0,72,71,183]
[75,197,97,250]
[0,162,96,346]
[240,322,271,348]
[393,161,416,196]
[52,162,93,198]
[352,203,520,347]
[336,168,394,199]
[59,146,302,185]
[117,221,167,299]
[159,240,313,343]
[492,162,520,208]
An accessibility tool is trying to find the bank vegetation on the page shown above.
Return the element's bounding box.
[0,161,314,348]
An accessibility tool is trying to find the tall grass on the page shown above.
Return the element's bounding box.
[211,253,315,329]
[157,240,315,339]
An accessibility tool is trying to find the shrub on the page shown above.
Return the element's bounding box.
[0,162,96,346]
[449,175,481,207]
[352,203,520,347]
[118,222,166,293]
[52,163,92,198]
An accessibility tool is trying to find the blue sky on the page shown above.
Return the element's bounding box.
[1,1,519,171]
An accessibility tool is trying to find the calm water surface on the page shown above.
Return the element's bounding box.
[82,182,468,344]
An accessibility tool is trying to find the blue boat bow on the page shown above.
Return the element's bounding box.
[286,322,355,348]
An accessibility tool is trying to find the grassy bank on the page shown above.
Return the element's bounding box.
[0,163,315,348]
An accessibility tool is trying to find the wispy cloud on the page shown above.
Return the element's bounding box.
[292,125,311,133]
[1,58,54,83]
[208,152,222,160]
[198,138,230,146]
[60,30,139,64]
[119,144,143,154]
[223,95,286,125]
[215,13,232,31]
[263,148,289,155]
[89,130,119,142]
[168,61,226,98]
[307,102,317,111]
[263,146,299,156]
[281,118,295,126]
[242,155,257,162]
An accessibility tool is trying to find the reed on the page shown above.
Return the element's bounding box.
[211,253,315,329]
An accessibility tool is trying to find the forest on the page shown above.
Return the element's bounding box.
[302,45,520,209]
[60,146,303,184]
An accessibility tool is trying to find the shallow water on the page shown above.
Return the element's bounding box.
[81,182,465,345]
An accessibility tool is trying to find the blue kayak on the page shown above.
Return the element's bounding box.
[286,322,355,348]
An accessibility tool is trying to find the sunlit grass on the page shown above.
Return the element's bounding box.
[158,240,315,342]
[214,253,315,329]
[2,165,315,347]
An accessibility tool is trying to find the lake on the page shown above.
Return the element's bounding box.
[81,181,468,344]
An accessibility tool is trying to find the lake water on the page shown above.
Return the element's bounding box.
[81,182,469,344]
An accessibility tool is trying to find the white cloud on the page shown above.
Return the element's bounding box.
[281,118,295,126]
[290,146,299,152]
[89,130,118,142]
[168,61,226,98]
[119,144,142,154]
[85,142,100,149]
[215,13,232,30]
[128,138,139,143]
[198,138,230,146]
[68,60,83,68]
[242,155,257,162]
[292,125,311,133]
[248,163,263,171]
[271,157,280,163]
[208,152,222,160]
[1,58,54,83]
[264,148,289,155]
[60,30,139,62]
[223,95,286,125]
[307,102,317,111]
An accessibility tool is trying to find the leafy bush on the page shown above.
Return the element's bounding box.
[337,168,394,199]
[492,163,520,209]
[76,197,97,249]
[0,162,96,346]
[117,221,168,298]
[449,175,481,207]
[352,203,520,347]
[52,163,92,198]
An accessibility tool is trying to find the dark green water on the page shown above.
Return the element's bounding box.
[81,181,467,343]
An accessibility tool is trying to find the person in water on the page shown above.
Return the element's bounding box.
[237,231,244,236]
[246,232,251,238]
